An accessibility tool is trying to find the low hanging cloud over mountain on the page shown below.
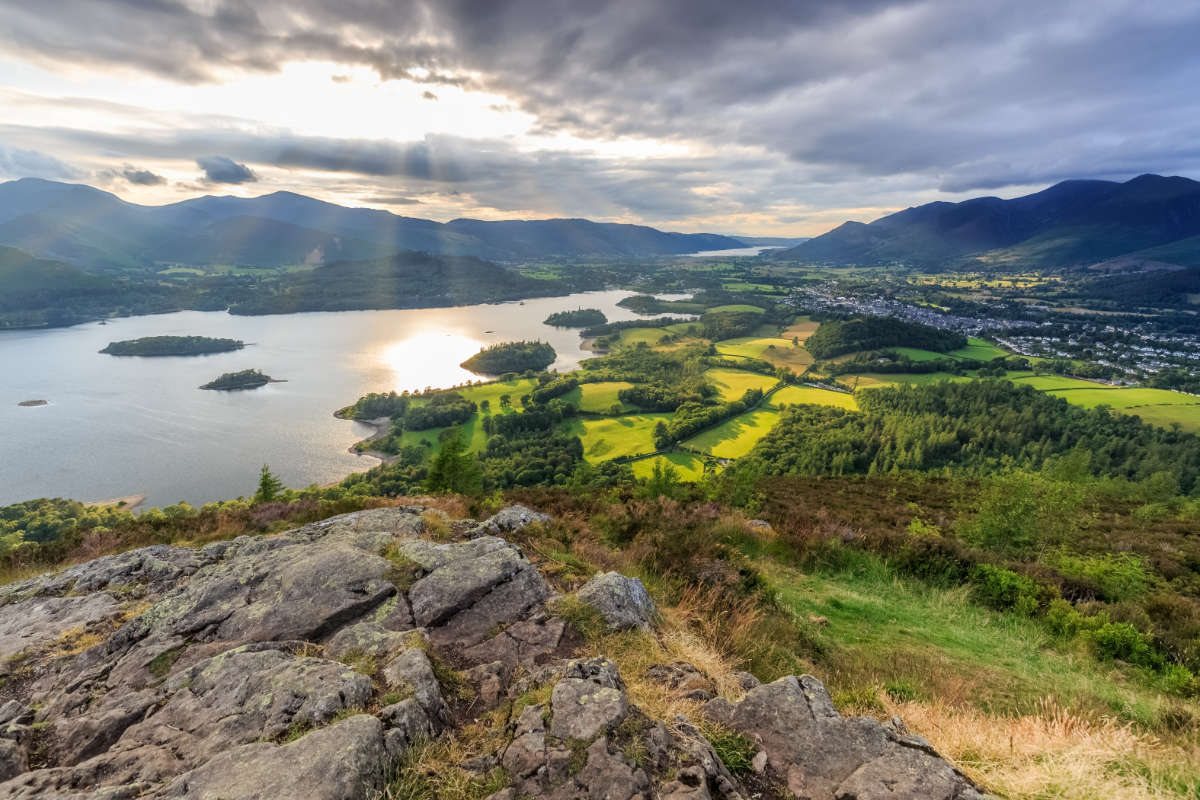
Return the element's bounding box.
[0,0,1198,233]
[196,156,257,184]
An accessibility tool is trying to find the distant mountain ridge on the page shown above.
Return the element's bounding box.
[0,179,745,269]
[775,174,1200,269]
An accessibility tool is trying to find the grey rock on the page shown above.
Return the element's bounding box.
[733,671,760,691]
[0,739,27,782]
[550,658,628,740]
[119,647,372,756]
[324,618,414,663]
[382,646,450,728]
[0,594,122,663]
[380,699,434,758]
[575,572,657,631]
[408,539,539,628]
[702,674,980,800]
[474,505,551,536]
[137,540,398,644]
[156,714,387,800]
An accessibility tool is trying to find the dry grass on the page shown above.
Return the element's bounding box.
[880,694,1200,800]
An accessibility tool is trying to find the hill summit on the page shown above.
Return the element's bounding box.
[0,505,983,800]
[776,173,1200,269]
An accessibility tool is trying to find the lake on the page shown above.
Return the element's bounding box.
[684,246,782,258]
[0,290,681,508]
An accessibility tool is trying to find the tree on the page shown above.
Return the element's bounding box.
[480,399,491,414]
[254,464,284,503]
[425,433,483,495]
[499,394,511,409]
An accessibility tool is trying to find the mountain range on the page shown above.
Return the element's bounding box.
[776,174,1200,270]
[0,178,745,270]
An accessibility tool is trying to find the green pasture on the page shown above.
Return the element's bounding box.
[768,385,858,411]
[705,368,780,401]
[631,453,709,481]
[564,413,672,462]
[684,408,781,459]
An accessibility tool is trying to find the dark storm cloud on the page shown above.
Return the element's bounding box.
[196,155,257,184]
[3,0,1199,228]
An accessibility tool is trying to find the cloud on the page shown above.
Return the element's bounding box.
[1,1,1199,232]
[118,165,166,185]
[196,155,257,184]
[360,194,422,205]
[422,91,438,101]
[0,146,78,180]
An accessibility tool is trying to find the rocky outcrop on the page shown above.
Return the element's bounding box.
[0,505,986,800]
[702,675,985,800]
[575,571,657,630]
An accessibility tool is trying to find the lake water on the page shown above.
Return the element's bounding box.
[684,246,782,258]
[0,290,680,508]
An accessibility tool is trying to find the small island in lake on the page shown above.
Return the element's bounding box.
[17,399,48,407]
[199,369,277,391]
[543,308,607,327]
[460,340,556,374]
[100,335,245,356]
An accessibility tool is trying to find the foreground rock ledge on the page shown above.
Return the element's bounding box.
[0,506,988,800]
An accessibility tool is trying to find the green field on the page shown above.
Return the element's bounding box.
[947,337,1008,361]
[850,372,970,389]
[761,557,1176,727]
[1007,374,1110,391]
[705,368,779,401]
[564,413,671,462]
[715,336,813,371]
[1121,404,1200,434]
[768,385,858,410]
[563,381,638,413]
[707,303,765,314]
[1046,386,1198,409]
[892,347,950,362]
[631,453,709,481]
[458,378,539,409]
[684,408,780,458]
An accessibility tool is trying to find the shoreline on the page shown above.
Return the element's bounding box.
[333,411,396,466]
[86,493,146,511]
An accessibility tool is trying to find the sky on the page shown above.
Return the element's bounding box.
[1,0,1198,236]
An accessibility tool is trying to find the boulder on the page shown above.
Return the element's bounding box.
[473,505,551,536]
[701,675,984,800]
[575,572,657,631]
[550,658,629,740]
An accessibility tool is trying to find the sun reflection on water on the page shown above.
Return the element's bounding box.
[381,330,487,392]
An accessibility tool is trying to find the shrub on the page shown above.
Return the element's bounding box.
[972,564,1039,616]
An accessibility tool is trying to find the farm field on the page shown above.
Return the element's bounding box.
[781,316,820,343]
[1046,386,1199,409]
[1007,373,1111,391]
[1121,404,1200,434]
[849,372,970,389]
[947,337,1008,361]
[892,347,950,362]
[707,303,765,314]
[565,381,639,413]
[769,385,858,410]
[564,413,671,462]
[705,368,779,401]
[716,337,813,370]
[458,377,538,409]
[684,408,781,459]
[631,452,709,481]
